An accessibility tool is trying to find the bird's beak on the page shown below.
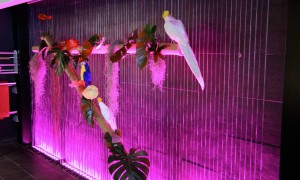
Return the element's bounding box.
[162,10,169,19]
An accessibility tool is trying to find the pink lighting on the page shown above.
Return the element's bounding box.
[62,162,97,180]
[32,145,60,161]
[29,0,284,179]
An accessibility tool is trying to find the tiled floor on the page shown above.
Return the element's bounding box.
[0,140,80,180]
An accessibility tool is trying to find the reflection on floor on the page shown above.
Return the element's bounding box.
[0,139,85,180]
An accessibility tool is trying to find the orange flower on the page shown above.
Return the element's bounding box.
[65,39,79,51]
[38,13,52,21]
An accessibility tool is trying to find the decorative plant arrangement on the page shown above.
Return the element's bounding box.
[136,24,169,69]
[33,14,150,180]
[110,24,169,89]
[31,10,205,180]
[29,13,51,111]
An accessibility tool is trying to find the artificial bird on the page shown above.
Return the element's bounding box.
[97,97,118,132]
[80,62,92,86]
[162,10,205,90]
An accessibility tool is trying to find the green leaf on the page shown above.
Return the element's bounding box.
[109,160,126,174]
[129,150,148,157]
[150,25,157,34]
[131,157,150,167]
[48,48,71,76]
[80,96,94,127]
[108,155,124,163]
[136,30,148,69]
[143,24,152,36]
[105,131,150,180]
[57,52,70,75]
[132,162,149,175]
[113,163,128,180]
[136,24,159,69]
[131,166,147,180]
[88,34,100,46]
[120,171,129,180]
[136,44,148,69]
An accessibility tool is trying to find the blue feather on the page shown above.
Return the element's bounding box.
[83,63,92,86]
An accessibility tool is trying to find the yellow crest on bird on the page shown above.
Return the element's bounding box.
[97,97,102,103]
[80,62,86,80]
[162,10,169,19]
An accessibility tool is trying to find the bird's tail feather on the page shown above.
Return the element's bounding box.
[179,42,205,90]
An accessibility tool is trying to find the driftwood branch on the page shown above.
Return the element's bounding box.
[32,42,182,56]
[41,35,114,136]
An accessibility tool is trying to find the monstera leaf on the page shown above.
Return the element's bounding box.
[80,96,94,127]
[104,132,150,180]
[48,48,71,76]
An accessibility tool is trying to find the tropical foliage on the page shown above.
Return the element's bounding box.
[80,96,94,127]
[105,131,150,180]
[136,24,169,69]
[110,30,138,63]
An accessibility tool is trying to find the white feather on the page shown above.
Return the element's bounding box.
[179,42,205,90]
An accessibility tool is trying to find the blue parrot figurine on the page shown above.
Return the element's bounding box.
[80,62,92,86]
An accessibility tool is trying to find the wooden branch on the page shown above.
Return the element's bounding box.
[32,43,183,56]
[41,35,114,136]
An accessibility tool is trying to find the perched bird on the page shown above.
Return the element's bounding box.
[97,97,118,131]
[80,62,92,86]
[162,10,205,90]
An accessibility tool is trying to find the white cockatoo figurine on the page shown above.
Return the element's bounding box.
[97,97,118,131]
[162,10,205,90]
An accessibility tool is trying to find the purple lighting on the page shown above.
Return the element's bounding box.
[32,145,60,161]
[30,0,285,179]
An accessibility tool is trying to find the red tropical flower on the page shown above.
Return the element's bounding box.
[38,13,52,21]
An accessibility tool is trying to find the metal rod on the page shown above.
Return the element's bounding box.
[0,82,16,86]
[0,64,15,67]
[0,72,18,75]
[0,57,12,60]
[9,111,18,115]
[0,52,17,55]
[0,69,14,72]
